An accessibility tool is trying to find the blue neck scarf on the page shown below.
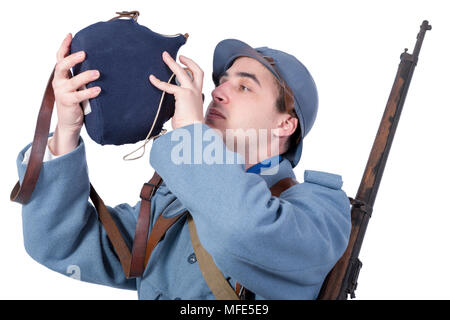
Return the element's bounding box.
[246,155,283,174]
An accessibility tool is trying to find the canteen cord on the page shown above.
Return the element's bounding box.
[122,72,176,161]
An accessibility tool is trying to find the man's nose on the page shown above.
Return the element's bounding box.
[211,84,230,105]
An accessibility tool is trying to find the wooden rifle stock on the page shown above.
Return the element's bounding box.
[317,20,432,300]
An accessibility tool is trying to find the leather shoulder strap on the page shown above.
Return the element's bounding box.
[187,214,239,299]
[89,171,163,278]
[90,183,132,274]
[129,172,163,277]
[269,176,299,197]
[10,67,56,204]
[144,209,188,267]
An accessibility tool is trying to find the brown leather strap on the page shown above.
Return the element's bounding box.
[269,176,299,197]
[10,67,56,204]
[235,282,243,297]
[108,11,140,22]
[89,173,164,278]
[89,183,132,274]
[144,210,188,267]
[129,172,163,277]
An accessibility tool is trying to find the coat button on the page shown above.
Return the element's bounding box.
[187,253,197,264]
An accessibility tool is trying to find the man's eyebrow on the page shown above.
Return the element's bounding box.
[220,71,261,87]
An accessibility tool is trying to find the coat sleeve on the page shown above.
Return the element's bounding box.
[16,136,138,290]
[150,123,352,299]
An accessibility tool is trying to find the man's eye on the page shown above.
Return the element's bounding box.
[240,85,250,92]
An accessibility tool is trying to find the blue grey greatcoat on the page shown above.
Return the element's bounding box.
[16,122,352,300]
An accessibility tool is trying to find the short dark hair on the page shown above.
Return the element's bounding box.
[272,76,302,154]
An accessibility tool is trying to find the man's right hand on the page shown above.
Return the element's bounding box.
[49,33,101,156]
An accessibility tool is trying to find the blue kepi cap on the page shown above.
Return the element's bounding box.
[212,39,319,168]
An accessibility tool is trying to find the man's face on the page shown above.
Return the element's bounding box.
[205,57,283,156]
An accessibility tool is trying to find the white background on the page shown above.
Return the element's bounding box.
[1,0,449,300]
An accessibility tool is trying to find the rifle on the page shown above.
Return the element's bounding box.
[318,20,432,300]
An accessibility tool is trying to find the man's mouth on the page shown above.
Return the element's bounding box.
[207,108,226,120]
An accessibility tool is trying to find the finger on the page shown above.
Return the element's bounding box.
[63,86,101,105]
[179,55,204,89]
[66,69,100,92]
[162,51,193,87]
[56,33,72,63]
[54,50,85,80]
[149,74,179,94]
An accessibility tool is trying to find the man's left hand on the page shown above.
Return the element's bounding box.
[149,51,204,130]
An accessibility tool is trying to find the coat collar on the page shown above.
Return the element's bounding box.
[246,154,296,188]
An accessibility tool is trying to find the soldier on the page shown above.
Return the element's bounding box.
[17,34,351,299]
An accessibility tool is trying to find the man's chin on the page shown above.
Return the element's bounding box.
[204,118,226,136]
[205,117,223,128]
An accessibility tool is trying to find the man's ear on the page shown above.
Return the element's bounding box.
[273,115,298,138]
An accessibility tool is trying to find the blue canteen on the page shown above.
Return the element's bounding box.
[70,11,188,145]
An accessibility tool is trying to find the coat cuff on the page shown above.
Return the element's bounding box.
[16,134,88,203]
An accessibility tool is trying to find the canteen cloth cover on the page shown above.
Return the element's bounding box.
[70,18,187,145]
